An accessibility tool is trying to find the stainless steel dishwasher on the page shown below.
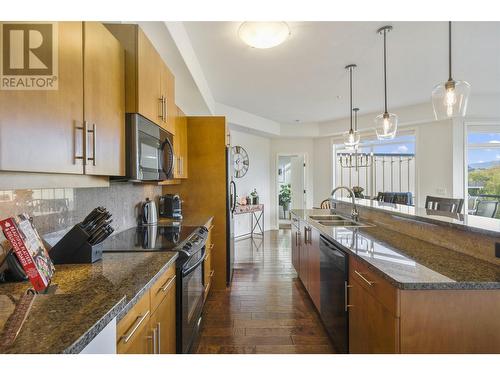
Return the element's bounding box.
[319,234,348,353]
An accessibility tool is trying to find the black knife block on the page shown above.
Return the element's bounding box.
[49,225,103,264]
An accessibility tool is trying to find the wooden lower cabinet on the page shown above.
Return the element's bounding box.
[203,225,215,301]
[307,227,321,310]
[117,264,176,354]
[150,277,176,354]
[291,221,300,272]
[348,278,400,353]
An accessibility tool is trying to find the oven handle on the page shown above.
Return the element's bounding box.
[182,247,207,277]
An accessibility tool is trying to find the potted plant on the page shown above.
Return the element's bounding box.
[279,184,291,213]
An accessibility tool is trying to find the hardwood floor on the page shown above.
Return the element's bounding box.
[193,229,336,354]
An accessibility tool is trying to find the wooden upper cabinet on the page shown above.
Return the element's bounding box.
[173,106,188,179]
[0,22,84,174]
[83,22,125,176]
[104,24,175,134]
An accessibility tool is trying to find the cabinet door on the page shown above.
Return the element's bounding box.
[150,278,176,354]
[161,63,176,135]
[117,292,152,354]
[348,279,399,354]
[178,109,188,178]
[0,22,84,174]
[118,319,153,354]
[291,223,300,272]
[137,28,162,126]
[308,227,321,310]
[299,225,309,290]
[83,22,125,176]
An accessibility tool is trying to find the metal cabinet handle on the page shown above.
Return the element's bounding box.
[159,96,164,120]
[354,270,374,286]
[345,281,353,311]
[164,97,167,121]
[74,122,85,164]
[121,310,150,344]
[209,270,215,277]
[208,243,215,250]
[159,275,176,293]
[153,326,158,354]
[86,123,96,166]
[156,322,161,354]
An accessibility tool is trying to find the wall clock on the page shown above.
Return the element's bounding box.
[232,146,249,178]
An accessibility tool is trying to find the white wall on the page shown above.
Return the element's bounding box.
[415,119,466,207]
[230,129,272,236]
[270,138,315,229]
[313,137,333,207]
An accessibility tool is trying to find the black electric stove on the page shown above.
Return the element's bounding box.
[102,223,209,354]
[102,224,198,252]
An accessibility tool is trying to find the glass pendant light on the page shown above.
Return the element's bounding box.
[431,22,471,119]
[375,26,398,140]
[343,64,360,147]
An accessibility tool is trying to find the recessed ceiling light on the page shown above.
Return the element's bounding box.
[238,22,291,49]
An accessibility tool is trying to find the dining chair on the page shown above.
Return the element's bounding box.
[425,196,464,214]
[320,199,332,209]
[474,200,499,218]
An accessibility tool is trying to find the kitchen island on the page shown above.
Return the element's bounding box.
[291,208,500,354]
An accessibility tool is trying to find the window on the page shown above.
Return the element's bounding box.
[466,126,500,218]
[333,133,416,203]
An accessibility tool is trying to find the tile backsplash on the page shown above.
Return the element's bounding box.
[0,181,161,244]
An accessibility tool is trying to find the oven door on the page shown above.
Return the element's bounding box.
[178,247,206,353]
[138,131,174,181]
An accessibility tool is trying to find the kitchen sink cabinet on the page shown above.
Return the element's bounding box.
[0,22,125,176]
[291,218,300,273]
[173,106,188,179]
[104,24,175,135]
[308,227,321,310]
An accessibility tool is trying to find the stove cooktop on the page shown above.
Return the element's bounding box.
[102,224,199,252]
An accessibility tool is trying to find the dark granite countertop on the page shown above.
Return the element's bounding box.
[0,251,178,354]
[292,209,500,290]
[332,197,500,236]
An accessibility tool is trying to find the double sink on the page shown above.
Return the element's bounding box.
[308,214,372,228]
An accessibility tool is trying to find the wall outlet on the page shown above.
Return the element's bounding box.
[496,243,500,258]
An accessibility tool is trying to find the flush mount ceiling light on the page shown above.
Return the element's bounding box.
[374,25,398,140]
[238,22,291,49]
[343,64,361,147]
[431,21,471,119]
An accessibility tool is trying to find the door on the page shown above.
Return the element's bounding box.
[299,224,309,290]
[290,155,305,210]
[0,22,84,174]
[137,28,162,126]
[160,64,176,135]
[348,279,399,353]
[291,221,300,272]
[308,227,321,310]
[83,22,125,176]
[150,279,176,354]
[226,146,235,285]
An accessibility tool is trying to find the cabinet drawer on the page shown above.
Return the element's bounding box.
[349,256,399,316]
[150,264,176,313]
[117,291,151,353]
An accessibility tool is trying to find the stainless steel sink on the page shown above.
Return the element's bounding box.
[308,215,346,221]
[316,220,362,227]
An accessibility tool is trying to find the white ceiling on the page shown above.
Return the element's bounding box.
[184,21,500,124]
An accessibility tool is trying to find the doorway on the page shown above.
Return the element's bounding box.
[277,154,306,228]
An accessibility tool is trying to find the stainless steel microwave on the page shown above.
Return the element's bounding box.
[124,113,174,181]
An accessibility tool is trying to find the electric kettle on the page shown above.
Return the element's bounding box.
[141,198,158,225]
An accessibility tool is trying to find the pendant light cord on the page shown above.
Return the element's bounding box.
[383,28,388,114]
[349,67,353,132]
[448,21,452,81]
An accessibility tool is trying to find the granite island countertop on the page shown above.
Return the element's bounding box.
[292,209,500,290]
[0,251,178,354]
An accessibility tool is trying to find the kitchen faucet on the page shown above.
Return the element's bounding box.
[330,186,359,222]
